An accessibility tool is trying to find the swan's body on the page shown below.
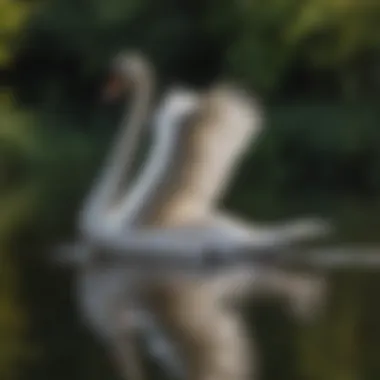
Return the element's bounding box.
[90,81,328,260]
[66,52,329,380]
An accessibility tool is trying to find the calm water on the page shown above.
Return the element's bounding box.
[5,199,380,380]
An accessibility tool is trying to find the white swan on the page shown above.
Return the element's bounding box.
[86,75,330,265]
[64,52,329,380]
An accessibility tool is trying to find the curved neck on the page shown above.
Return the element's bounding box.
[106,105,185,230]
[79,70,154,236]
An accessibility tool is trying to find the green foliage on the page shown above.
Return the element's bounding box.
[224,102,380,222]
[14,0,380,105]
[202,0,380,95]
[0,0,33,68]
[1,1,380,379]
[288,0,380,66]
[23,0,208,79]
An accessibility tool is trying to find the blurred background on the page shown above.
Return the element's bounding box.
[1,0,380,379]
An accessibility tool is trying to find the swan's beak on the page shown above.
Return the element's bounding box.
[102,72,127,103]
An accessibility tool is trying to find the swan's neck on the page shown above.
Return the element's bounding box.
[79,72,153,236]
[103,75,152,203]
[107,110,184,231]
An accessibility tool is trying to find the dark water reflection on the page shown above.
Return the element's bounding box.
[7,198,380,380]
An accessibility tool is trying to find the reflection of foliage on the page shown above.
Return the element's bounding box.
[296,276,360,380]
[0,167,37,380]
[0,103,39,378]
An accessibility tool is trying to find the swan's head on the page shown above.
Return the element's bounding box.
[103,51,153,101]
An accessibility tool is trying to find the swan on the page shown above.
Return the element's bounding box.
[72,52,329,380]
[85,68,330,266]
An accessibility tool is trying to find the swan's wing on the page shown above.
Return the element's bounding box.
[203,211,332,246]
